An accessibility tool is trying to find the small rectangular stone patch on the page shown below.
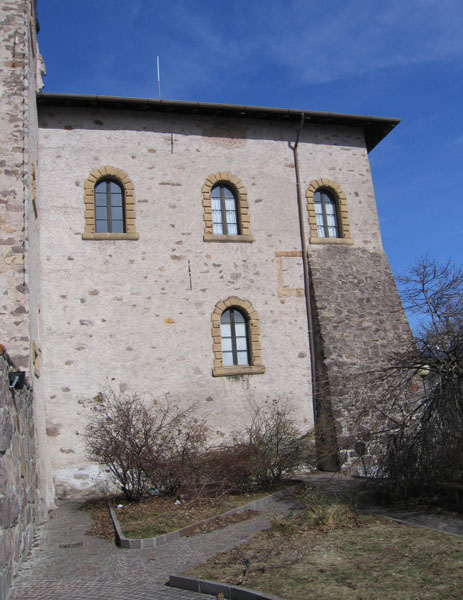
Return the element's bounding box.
[58,542,83,548]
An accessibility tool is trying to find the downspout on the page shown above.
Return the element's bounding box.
[290,113,318,423]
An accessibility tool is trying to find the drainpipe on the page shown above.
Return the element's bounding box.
[290,113,318,423]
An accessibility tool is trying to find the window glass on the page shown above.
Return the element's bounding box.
[95,207,107,220]
[234,322,246,337]
[222,352,234,366]
[237,351,248,365]
[94,179,125,233]
[111,220,124,233]
[236,337,247,351]
[314,190,339,238]
[221,338,232,352]
[220,323,231,337]
[211,184,239,235]
[220,308,249,366]
[95,193,107,207]
[111,206,123,220]
[111,192,123,207]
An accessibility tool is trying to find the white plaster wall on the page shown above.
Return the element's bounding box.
[37,106,381,495]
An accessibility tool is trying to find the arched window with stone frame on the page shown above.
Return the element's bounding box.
[306,178,353,245]
[202,172,253,243]
[211,297,265,377]
[82,166,139,240]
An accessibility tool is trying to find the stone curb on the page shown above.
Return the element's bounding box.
[108,481,303,549]
[168,574,286,600]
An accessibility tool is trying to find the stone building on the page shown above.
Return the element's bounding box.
[1,0,411,508]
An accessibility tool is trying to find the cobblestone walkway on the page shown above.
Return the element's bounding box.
[9,498,290,600]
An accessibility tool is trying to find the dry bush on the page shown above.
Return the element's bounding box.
[85,391,154,501]
[84,390,207,501]
[231,400,305,489]
[181,401,307,498]
[200,444,258,494]
[143,414,208,497]
[372,258,463,502]
[85,393,307,502]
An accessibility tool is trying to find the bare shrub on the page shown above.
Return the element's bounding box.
[144,414,207,498]
[200,443,260,495]
[181,400,308,498]
[85,391,154,501]
[371,258,463,502]
[84,390,207,501]
[231,400,305,489]
[86,392,307,502]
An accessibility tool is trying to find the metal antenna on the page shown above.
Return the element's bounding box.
[157,56,161,100]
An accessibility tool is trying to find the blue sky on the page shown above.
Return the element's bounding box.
[36,0,463,281]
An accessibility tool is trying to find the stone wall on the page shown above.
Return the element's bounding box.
[0,0,33,369]
[309,244,412,472]
[0,347,38,600]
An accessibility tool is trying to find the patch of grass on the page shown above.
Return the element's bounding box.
[186,492,463,600]
[117,490,271,538]
[84,483,294,540]
[298,487,359,530]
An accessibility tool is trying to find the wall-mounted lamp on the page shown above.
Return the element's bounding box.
[417,364,430,401]
[9,371,25,390]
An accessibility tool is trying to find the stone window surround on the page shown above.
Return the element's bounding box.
[306,178,353,245]
[82,166,139,240]
[202,172,253,243]
[211,297,265,377]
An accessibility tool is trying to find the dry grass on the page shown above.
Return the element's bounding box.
[83,487,284,540]
[83,499,115,539]
[186,493,463,600]
[116,493,261,538]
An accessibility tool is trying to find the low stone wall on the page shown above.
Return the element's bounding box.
[0,347,39,600]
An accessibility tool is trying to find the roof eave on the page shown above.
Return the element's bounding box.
[36,92,400,152]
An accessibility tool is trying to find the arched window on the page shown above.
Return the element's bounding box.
[306,179,352,245]
[211,184,239,235]
[221,308,248,366]
[202,173,253,243]
[82,166,139,240]
[94,179,125,233]
[314,189,339,238]
[211,297,265,376]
